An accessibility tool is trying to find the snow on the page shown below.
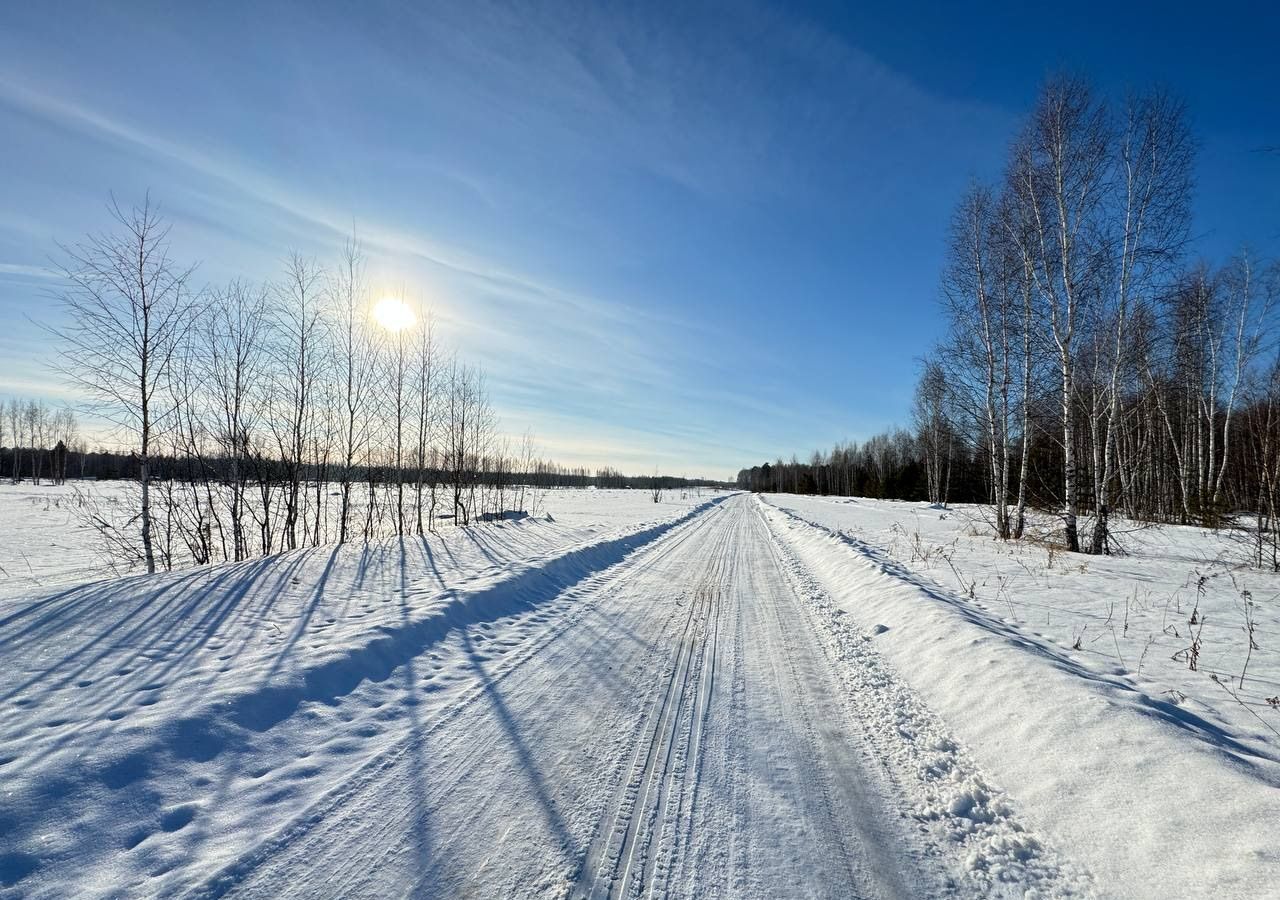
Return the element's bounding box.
[0,482,721,601]
[761,493,1280,898]
[0,482,106,601]
[1,488,730,897]
[1,484,1276,897]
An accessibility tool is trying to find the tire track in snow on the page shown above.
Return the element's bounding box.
[745,502,893,892]
[574,508,735,900]
[636,511,735,898]
[194,500,729,898]
[198,493,1060,899]
[662,507,727,895]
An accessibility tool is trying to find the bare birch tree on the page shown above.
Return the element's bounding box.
[270,253,325,551]
[329,240,378,544]
[54,196,193,573]
[1008,76,1111,552]
[206,280,270,561]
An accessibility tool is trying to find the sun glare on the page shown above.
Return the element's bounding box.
[373,296,415,332]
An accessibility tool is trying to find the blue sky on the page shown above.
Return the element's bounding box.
[1,1,1277,479]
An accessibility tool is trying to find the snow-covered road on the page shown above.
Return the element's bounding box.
[4,492,1088,898]
[207,495,944,898]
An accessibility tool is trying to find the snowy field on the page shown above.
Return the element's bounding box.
[0,483,105,601]
[0,482,721,602]
[1,486,1277,897]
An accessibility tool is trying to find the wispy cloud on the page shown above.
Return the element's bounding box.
[0,78,559,292]
[0,73,741,470]
[0,262,58,279]
[0,2,1016,477]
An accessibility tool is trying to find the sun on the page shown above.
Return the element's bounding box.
[373,296,415,332]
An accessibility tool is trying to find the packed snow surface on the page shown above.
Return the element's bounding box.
[1,486,1275,897]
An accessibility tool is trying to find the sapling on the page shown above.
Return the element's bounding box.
[1238,588,1259,687]
[1072,624,1087,650]
[1137,635,1157,674]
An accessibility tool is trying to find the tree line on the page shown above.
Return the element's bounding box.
[737,431,936,502]
[0,430,725,496]
[741,75,1280,565]
[0,425,727,496]
[1,399,81,485]
[17,197,722,576]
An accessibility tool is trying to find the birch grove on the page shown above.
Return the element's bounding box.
[39,200,567,573]
[929,75,1276,555]
[739,76,1278,565]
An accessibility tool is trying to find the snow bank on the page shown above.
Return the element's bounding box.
[761,494,1280,898]
[761,516,1091,897]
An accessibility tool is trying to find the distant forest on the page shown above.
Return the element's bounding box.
[0,416,726,493]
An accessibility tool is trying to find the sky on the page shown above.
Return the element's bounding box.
[0,0,1277,480]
